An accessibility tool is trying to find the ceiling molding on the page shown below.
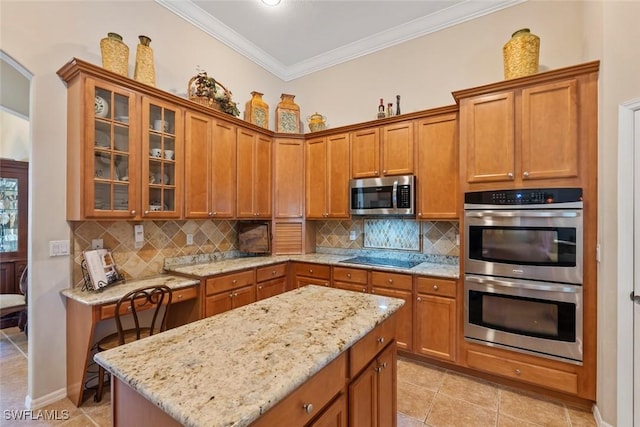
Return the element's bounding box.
[156,0,525,82]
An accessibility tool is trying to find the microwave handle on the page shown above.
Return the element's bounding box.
[465,211,578,218]
[465,274,581,293]
[392,180,398,209]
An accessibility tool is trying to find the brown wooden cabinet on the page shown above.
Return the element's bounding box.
[256,263,287,300]
[351,121,414,178]
[292,262,331,288]
[454,63,598,190]
[309,393,347,427]
[184,112,236,218]
[370,271,413,352]
[274,137,304,219]
[333,266,368,293]
[237,128,272,218]
[305,133,350,219]
[204,270,256,317]
[414,277,457,363]
[415,109,459,219]
[349,342,396,427]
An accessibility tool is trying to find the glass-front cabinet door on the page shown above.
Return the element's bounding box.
[141,97,183,218]
[86,80,138,218]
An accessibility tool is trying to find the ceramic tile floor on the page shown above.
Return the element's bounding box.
[1,326,596,426]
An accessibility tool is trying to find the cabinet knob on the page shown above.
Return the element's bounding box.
[144,210,150,215]
[229,293,234,298]
[523,171,530,178]
[324,282,329,287]
[362,288,367,292]
[514,369,521,376]
[371,289,376,294]
[208,212,213,217]
[433,285,439,291]
[177,294,183,299]
[507,172,514,179]
[418,213,422,217]
[130,210,136,215]
[258,285,263,290]
[213,212,217,216]
[309,269,313,273]
[388,279,393,284]
[377,337,385,344]
[271,270,276,275]
[303,403,313,414]
[417,297,422,302]
[232,279,237,284]
[382,170,387,174]
[347,273,351,278]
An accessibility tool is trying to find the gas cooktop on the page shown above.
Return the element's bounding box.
[340,256,422,269]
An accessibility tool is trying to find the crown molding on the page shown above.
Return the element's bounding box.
[156,0,525,82]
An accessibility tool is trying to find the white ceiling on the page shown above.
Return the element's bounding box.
[156,0,524,81]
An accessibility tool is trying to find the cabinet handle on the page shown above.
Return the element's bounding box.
[380,362,387,369]
[374,170,378,175]
[382,170,387,174]
[144,210,150,215]
[514,369,521,376]
[387,279,393,284]
[507,172,514,179]
[177,294,183,299]
[302,403,313,414]
[418,213,422,217]
[523,171,530,178]
[347,273,351,278]
[362,288,367,292]
[232,279,237,284]
[433,285,439,291]
[258,285,263,290]
[324,282,329,287]
[417,297,422,302]
[213,212,217,216]
[229,293,234,298]
[371,289,376,294]
[130,210,136,215]
[377,337,385,344]
[208,212,213,217]
[309,269,313,274]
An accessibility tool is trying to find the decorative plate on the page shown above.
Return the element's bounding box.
[95,95,109,118]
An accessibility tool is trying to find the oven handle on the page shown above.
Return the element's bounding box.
[465,275,582,293]
[465,211,579,218]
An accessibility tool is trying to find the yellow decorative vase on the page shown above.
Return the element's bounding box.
[244,91,269,129]
[134,35,156,87]
[503,28,540,79]
[275,93,301,133]
[100,32,129,77]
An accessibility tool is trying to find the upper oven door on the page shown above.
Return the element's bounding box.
[464,209,583,284]
[350,175,414,216]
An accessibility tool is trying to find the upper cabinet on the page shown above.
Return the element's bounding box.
[274,137,304,219]
[350,121,414,178]
[305,133,350,219]
[184,112,236,218]
[454,61,599,191]
[415,108,459,219]
[236,128,272,218]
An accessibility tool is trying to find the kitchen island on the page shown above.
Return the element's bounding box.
[95,285,404,427]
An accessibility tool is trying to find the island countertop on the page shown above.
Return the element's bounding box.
[94,285,404,427]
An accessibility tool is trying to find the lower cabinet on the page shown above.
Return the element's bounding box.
[256,263,288,300]
[349,343,396,427]
[204,270,256,317]
[370,271,413,352]
[309,393,347,427]
[292,262,331,288]
[414,277,457,362]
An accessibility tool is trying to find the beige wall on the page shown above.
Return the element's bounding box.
[1,1,638,424]
[0,110,30,161]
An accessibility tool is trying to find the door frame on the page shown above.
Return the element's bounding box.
[617,98,640,427]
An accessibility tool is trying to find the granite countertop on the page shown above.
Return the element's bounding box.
[94,285,404,427]
[165,253,459,279]
[61,275,199,305]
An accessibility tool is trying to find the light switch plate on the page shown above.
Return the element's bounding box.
[49,240,70,257]
[186,234,194,245]
[134,224,144,249]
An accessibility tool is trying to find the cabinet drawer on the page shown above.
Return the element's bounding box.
[293,263,330,279]
[370,271,412,291]
[206,270,255,296]
[99,286,197,321]
[250,352,347,427]
[349,316,397,377]
[257,263,287,282]
[416,277,457,298]
[333,267,368,284]
[466,350,578,394]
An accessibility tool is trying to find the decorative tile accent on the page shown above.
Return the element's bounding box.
[70,220,239,288]
[364,219,420,251]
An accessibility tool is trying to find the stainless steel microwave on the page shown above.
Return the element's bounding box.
[349,175,415,216]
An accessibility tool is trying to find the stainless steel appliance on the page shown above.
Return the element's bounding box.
[340,255,422,269]
[463,188,584,363]
[349,175,415,216]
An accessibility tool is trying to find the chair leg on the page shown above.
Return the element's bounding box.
[95,365,105,402]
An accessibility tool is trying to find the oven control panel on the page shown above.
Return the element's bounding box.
[465,188,583,206]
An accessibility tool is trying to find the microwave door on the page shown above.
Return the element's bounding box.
[392,179,398,210]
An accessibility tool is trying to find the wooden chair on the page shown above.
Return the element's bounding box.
[94,284,173,402]
[0,267,27,335]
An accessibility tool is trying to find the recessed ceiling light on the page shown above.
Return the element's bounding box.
[261,0,281,5]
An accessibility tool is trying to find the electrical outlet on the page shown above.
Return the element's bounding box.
[92,239,103,250]
[186,234,194,245]
[349,230,357,241]
[455,233,460,246]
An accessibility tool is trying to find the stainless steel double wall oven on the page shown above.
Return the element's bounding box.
[463,188,584,364]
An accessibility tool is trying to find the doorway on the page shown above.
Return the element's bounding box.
[617,98,640,426]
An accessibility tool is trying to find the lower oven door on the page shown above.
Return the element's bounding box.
[464,274,583,364]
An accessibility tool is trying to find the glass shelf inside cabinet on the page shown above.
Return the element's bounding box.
[0,177,19,253]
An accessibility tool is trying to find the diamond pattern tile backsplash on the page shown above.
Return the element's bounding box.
[71,220,238,288]
[315,219,459,257]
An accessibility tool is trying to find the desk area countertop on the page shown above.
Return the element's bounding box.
[164,253,459,279]
[94,285,404,427]
[61,274,199,305]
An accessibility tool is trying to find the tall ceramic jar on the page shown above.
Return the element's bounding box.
[134,35,156,87]
[503,28,540,79]
[100,32,129,77]
[244,91,269,129]
[275,93,301,133]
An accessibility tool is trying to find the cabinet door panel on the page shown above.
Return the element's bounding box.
[184,112,212,217]
[371,287,412,352]
[326,133,350,218]
[0,262,16,294]
[254,135,272,218]
[211,121,236,218]
[310,393,347,427]
[351,128,379,178]
[236,129,256,217]
[232,284,256,309]
[415,294,456,362]
[257,277,287,301]
[381,121,414,176]
[376,344,396,427]
[416,114,458,219]
[462,92,515,183]
[274,138,303,218]
[305,137,328,218]
[521,79,579,180]
[205,292,233,317]
[349,363,376,427]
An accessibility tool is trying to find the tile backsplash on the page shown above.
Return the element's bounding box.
[71,220,238,287]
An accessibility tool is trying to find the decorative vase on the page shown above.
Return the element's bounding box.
[275,93,301,133]
[307,112,327,132]
[503,28,540,79]
[244,91,269,129]
[134,35,156,87]
[100,32,129,77]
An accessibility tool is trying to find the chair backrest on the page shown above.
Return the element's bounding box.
[19,267,28,299]
[114,285,173,345]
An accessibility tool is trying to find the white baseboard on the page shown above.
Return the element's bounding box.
[25,387,68,410]
[593,404,614,427]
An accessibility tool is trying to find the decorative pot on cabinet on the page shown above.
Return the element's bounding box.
[100,32,129,77]
[134,35,156,87]
[275,93,301,133]
[307,112,327,132]
[244,91,269,129]
[503,28,540,79]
